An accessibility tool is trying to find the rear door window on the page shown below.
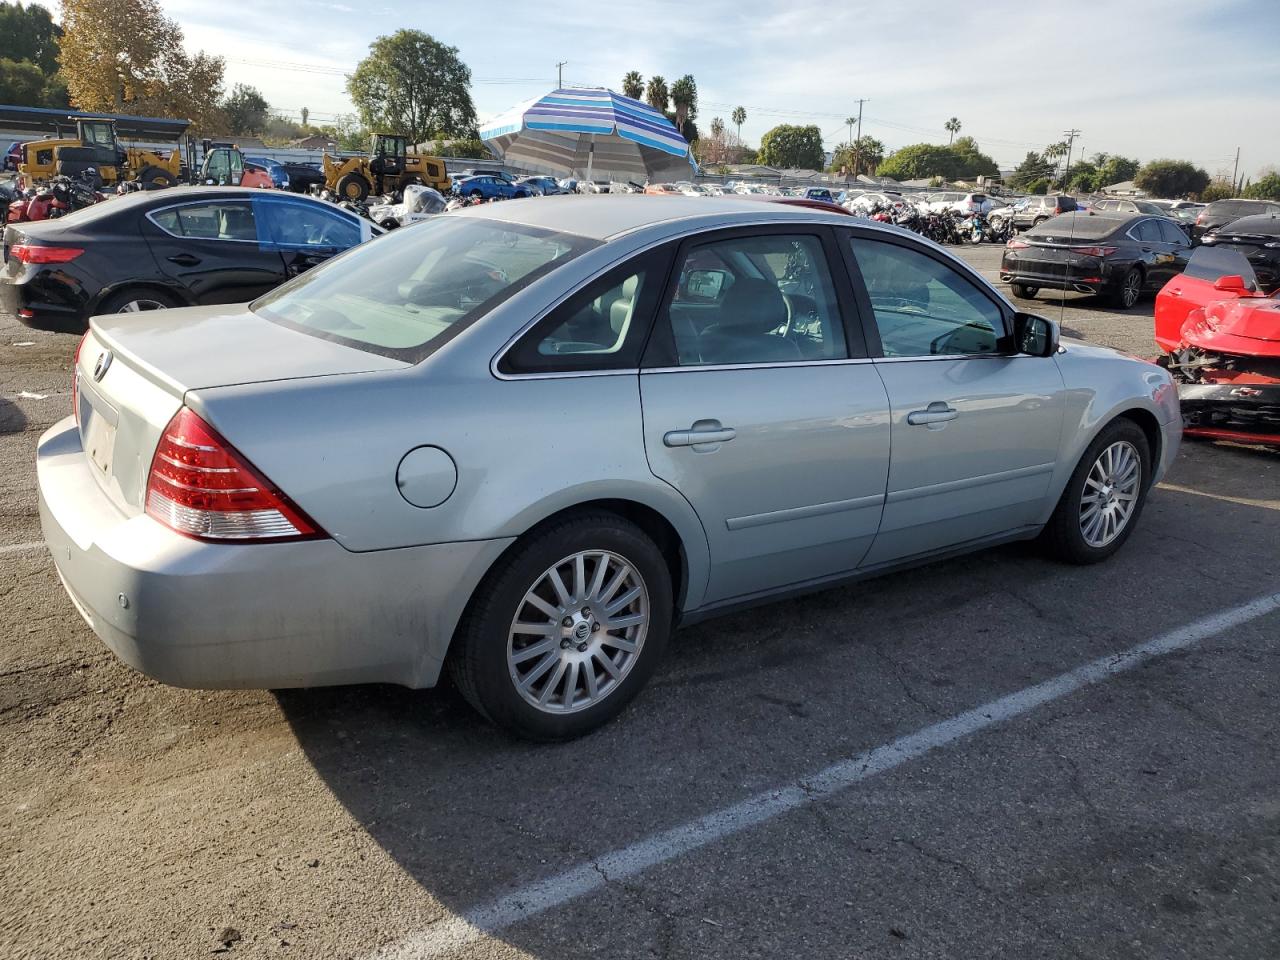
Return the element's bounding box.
[150,201,258,242]
[259,200,361,249]
[1135,219,1163,243]
[1157,219,1189,245]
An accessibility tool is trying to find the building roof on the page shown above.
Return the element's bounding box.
[0,103,190,139]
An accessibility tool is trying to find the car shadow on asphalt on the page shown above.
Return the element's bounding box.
[0,398,28,435]
[272,455,1280,957]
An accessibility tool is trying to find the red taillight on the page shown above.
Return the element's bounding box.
[1195,213,1204,224]
[10,244,84,264]
[1068,246,1117,257]
[1006,238,1029,249]
[145,408,324,542]
[72,333,87,426]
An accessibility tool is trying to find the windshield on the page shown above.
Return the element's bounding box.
[253,216,598,360]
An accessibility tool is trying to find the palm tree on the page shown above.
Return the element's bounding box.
[709,117,725,163]
[621,71,643,101]
[670,75,697,132]
[945,117,961,145]
[645,76,669,114]
[731,105,746,143]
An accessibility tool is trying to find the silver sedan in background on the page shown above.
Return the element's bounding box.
[37,196,1181,739]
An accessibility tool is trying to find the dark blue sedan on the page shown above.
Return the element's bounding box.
[454,175,533,200]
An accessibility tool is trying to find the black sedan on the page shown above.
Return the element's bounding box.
[1200,213,1280,293]
[1,187,373,331]
[281,162,326,194]
[1000,212,1190,309]
[1191,198,1280,242]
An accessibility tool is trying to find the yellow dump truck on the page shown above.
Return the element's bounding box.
[322,133,450,201]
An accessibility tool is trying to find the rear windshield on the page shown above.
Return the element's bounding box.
[1207,200,1275,218]
[1026,213,1121,240]
[253,217,598,360]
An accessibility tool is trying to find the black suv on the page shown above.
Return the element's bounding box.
[1193,199,1280,242]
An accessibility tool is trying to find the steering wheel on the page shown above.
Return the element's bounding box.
[780,292,820,337]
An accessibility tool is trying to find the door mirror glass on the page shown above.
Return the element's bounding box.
[1011,312,1059,357]
[682,268,730,302]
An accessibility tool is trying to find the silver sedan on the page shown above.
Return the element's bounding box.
[37,196,1181,739]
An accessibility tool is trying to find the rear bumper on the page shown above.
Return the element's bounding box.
[1000,257,1124,296]
[1,274,88,331]
[37,416,512,690]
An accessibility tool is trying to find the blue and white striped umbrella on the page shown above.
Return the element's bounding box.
[479,88,695,183]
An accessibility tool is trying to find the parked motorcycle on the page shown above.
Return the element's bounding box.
[7,169,105,224]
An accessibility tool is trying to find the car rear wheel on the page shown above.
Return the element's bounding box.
[99,288,179,314]
[1111,268,1142,309]
[1011,283,1039,299]
[1040,418,1151,564]
[449,512,673,740]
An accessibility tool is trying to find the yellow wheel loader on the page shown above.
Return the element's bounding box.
[321,134,450,202]
[18,117,181,189]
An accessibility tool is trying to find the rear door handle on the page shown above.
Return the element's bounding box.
[167,253,201,266]
[664,423,737,447]
[907,402,958,426]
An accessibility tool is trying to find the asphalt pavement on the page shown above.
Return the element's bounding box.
[2,242,1278,960]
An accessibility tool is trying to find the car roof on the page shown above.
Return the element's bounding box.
[450,194,866,240]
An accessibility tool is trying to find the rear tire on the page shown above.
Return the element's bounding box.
[448,512,673,740]
[1110,268,1143,309]
[98,288,180,315]
[1011,283,1039,299]
[336,173,369,202]
[1040,418,1151,564]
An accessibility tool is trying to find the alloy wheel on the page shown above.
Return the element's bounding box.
[1079,440,1141,548]
[116,299,167,312]
[1121,271,1141,308]
[506,550,649,714]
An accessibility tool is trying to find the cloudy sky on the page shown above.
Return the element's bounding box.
[162,0,1280,178]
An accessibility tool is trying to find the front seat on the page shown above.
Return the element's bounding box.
[696,277,800,364]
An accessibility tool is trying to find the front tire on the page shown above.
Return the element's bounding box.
[1040,418,1151,564]
[336,173,369,202]
[448,512,673,740]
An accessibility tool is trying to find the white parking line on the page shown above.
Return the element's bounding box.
[371,591,1280,960]
[0,541,46,558]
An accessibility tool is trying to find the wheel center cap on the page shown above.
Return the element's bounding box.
[572,620,592,641]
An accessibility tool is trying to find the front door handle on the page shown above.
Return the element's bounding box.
[664,421,737,447]
[907,402,958,427]
[167,253,201,266]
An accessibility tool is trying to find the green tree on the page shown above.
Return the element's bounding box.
[944,116,961,145]
[1007,151,1052,190]
[878,143,958,180]
[223,83,268,136]
[1134,159,1210,199]
[731,105,746,142]
[621,70,643,101]
[1065,160,1099,193]
[948,135,999,179]
[645,75,668,113]
[1096,154,1139,189]
[346,30,476,144]
[1199,178,1235,202]
[758,123,824,170]
[670,74,697,132]
[0,1,61,73]
[1243,169,1280,200]
[829,135,884,176]
[0,55,65,106]
[300,106,309,127]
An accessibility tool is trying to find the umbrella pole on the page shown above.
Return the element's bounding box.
[586,135,594,184]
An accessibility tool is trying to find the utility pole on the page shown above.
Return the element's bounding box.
[556,61,567,89]
[1062,128,1081,186]
[851,98,868,176]
[1232,146,1240,192]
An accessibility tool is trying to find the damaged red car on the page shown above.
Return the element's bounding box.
[1155,245,1280,445]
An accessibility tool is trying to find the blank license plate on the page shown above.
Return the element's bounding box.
[82,404,116,476]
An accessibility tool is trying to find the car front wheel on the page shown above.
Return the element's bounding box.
[1040,418,1151,564]
[449,512,673,740]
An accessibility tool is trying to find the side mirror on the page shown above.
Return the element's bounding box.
[1213,274,1253,293]
[1011,312,1059,357]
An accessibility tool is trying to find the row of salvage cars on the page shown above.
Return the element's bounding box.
[4,193,1275,739]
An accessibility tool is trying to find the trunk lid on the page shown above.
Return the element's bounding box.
[78,304,409,516]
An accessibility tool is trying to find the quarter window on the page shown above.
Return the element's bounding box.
[500,250,667,374]
[150,201,258,242]
[849,237,1003,357]
[663,234,847,366]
